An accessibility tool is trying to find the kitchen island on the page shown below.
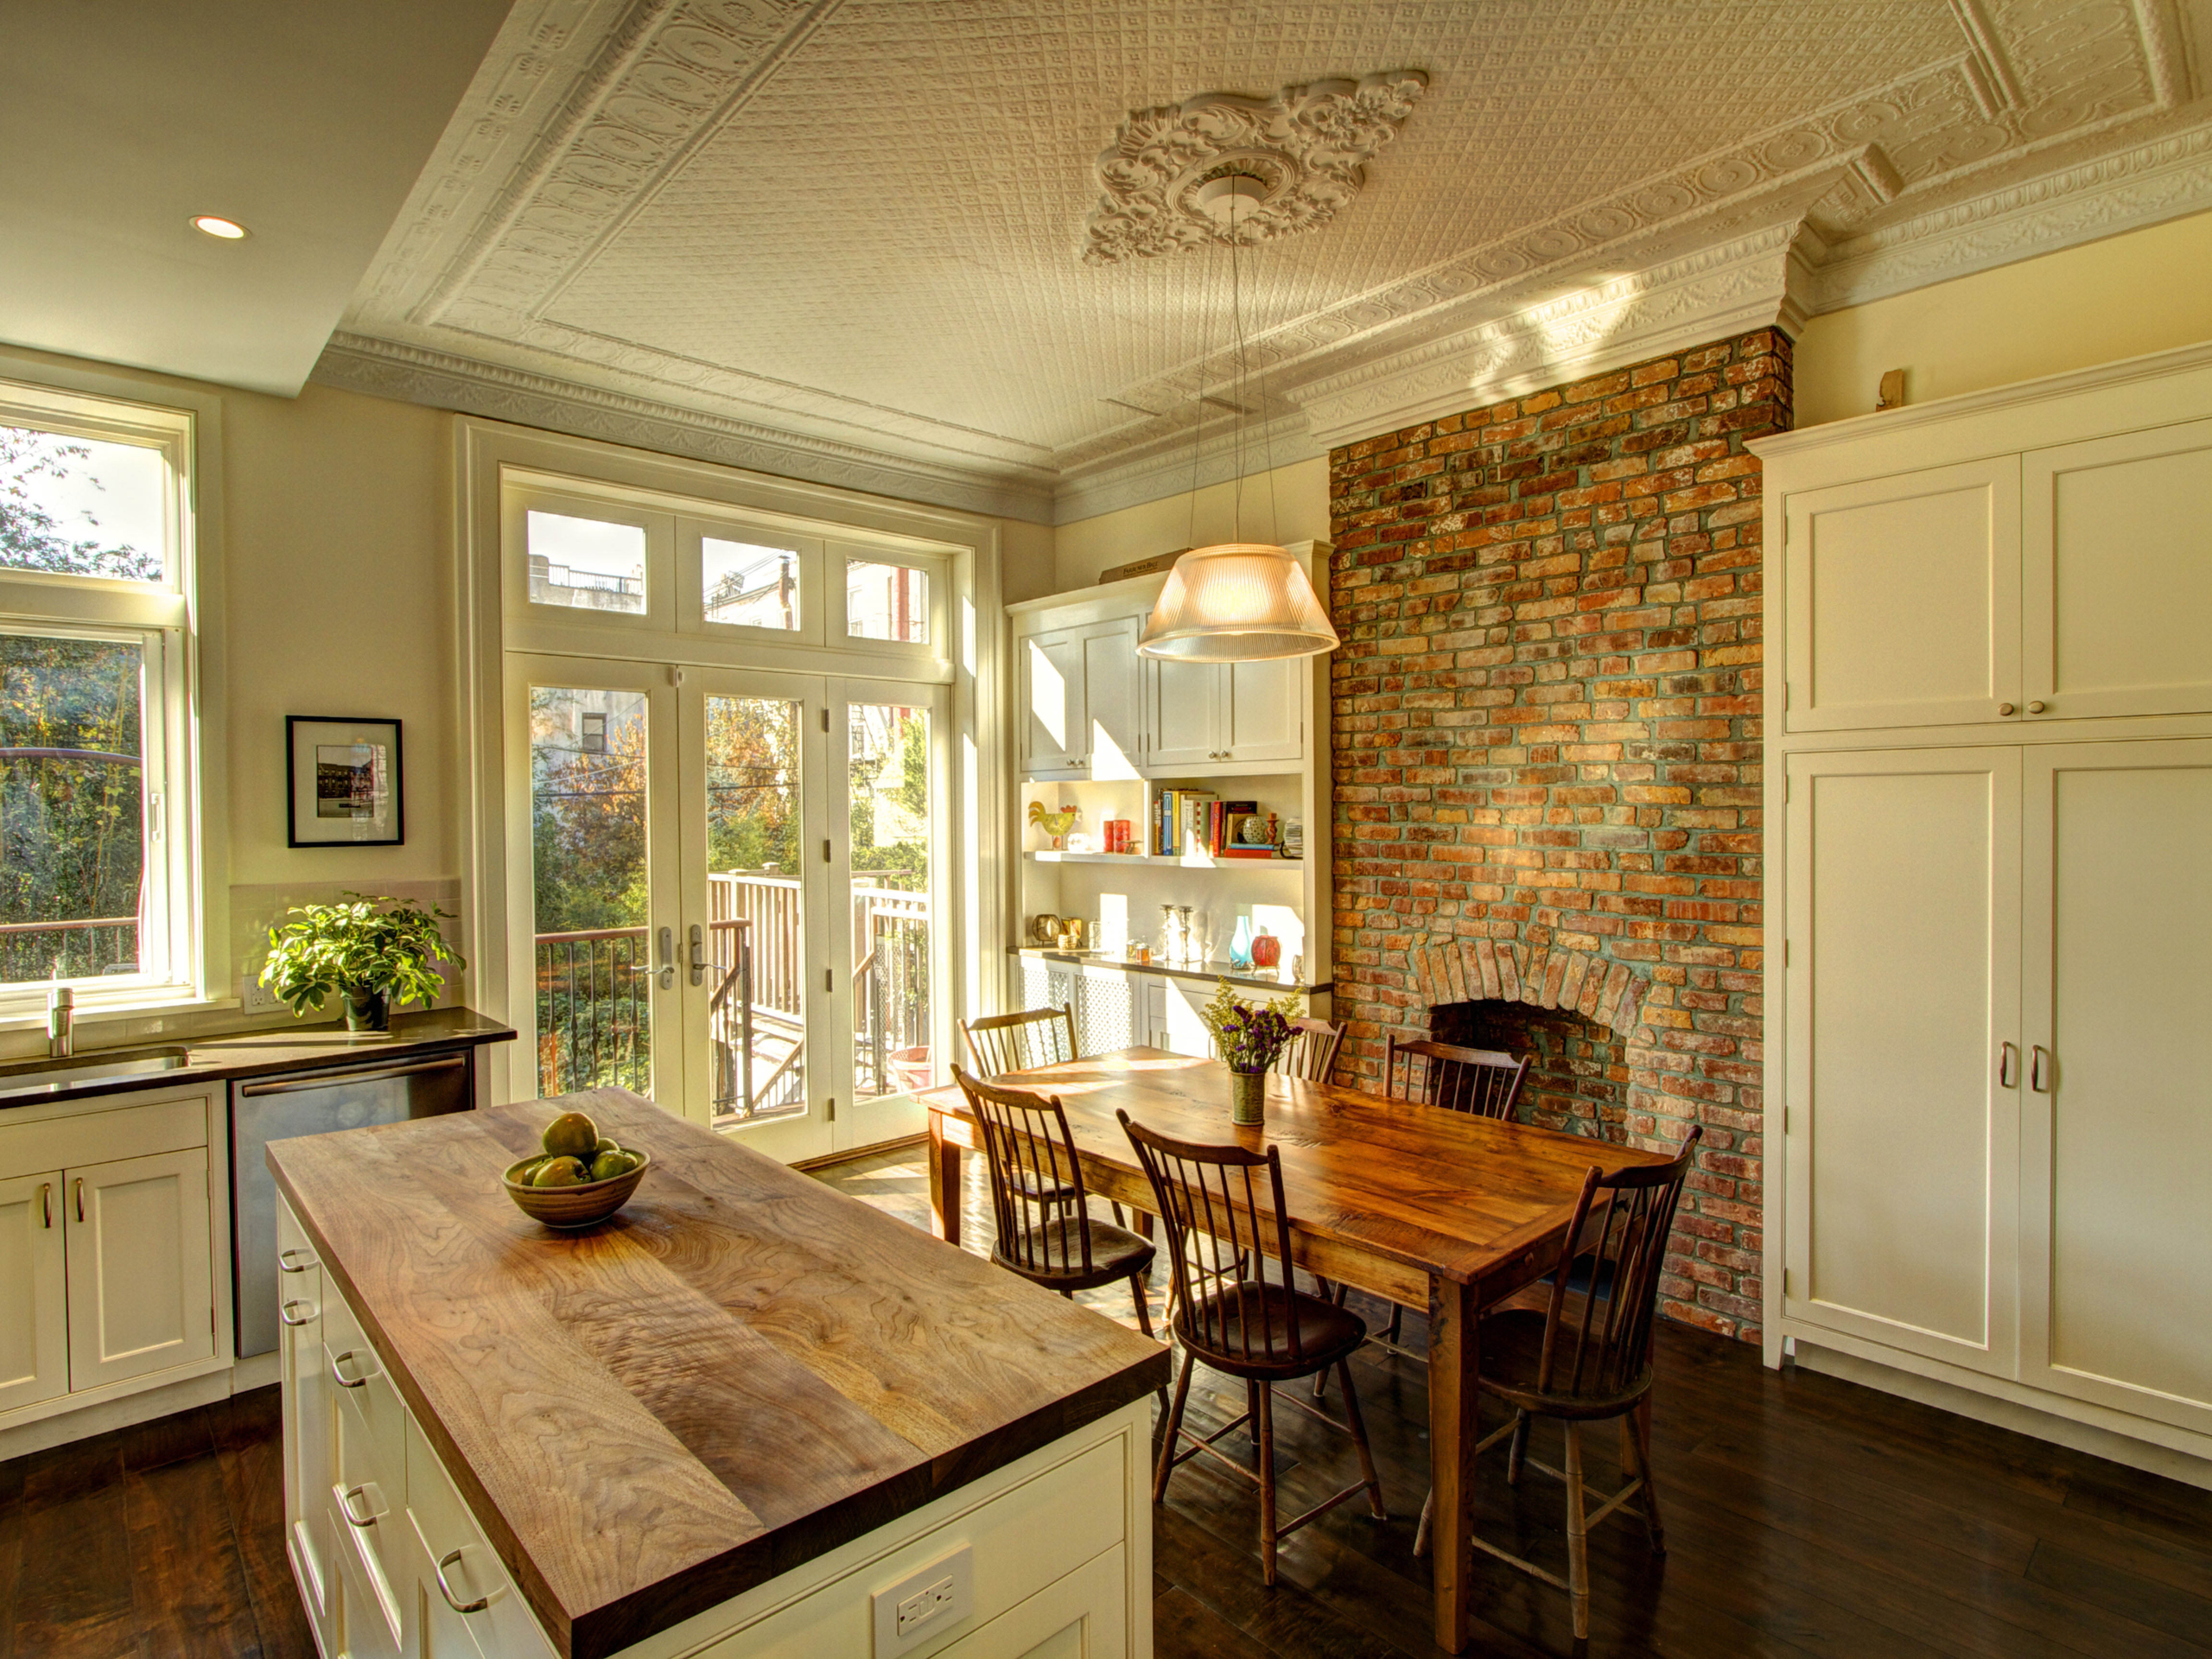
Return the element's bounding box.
[269,1089,1169,1659]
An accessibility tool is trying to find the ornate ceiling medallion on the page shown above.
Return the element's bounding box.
[1083,70,1427,264]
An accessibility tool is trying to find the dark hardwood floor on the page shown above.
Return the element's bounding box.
[6,1143,2210,1657]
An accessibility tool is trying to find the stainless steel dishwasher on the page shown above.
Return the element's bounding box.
[230,1052,476,1356]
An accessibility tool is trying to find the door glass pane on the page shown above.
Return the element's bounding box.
[1,424,167,583]
[0,632,145,981]
[705,696,805,1122]
[846,561,928,644]
[526,511,645,614]
[530,688,651,1097]
[702,539,800,631]
[849,702,933,1097]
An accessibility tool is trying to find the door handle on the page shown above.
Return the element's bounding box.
[73,1178,84,1224]
[38,1182,50,1229]
[689,923,706,988]
[1998,1042,2018,1088]
[2031,1046,2052,1092]
[623,927,677,991]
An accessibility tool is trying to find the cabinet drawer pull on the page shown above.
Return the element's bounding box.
[338,1484,377,1529]
[279,1299,315,1328]
[2027,701,2047,714]
[2031,1045,2052,1092]
[278,1247,317,1274]
[1998,1042,2018,1089]
[38,1182,50,1229]
[433,1548,491,1615]
[73,1179,84,1224]
[330,1349,373,1389]
[1997,702,2017,716]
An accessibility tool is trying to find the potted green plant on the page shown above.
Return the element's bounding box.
[259,893,465,1033]
[1198,980,1303,1125]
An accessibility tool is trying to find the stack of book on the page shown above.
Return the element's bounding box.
[1153,789,1279,857]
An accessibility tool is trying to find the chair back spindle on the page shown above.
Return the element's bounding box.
[1533,1126,1702,1405]
[1274,1017,1343,1084]
[962,1004,1078,1077]
[1386,1036,1529,1121]
[1118,1111,1307,1370]
[954,1067,1093,1278]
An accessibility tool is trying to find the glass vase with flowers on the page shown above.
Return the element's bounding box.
[1199,980,1302,1125]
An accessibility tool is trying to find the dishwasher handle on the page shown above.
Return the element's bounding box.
[238,1055,467,1097]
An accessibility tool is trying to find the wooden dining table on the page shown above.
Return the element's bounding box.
[921,1046,1673,1654]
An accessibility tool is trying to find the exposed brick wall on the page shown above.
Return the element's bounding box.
[1327,329,1789,1342]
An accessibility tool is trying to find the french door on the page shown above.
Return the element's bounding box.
[507,654,950,1162]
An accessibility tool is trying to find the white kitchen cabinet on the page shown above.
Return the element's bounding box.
[276,1201,336,1643]
[2022,420,2212,722]
[64,1146,216,1393]
[1141,655,1303,770]
[0,1169,68,1414]
[1781,747,2021,1378]
[1020,618,1141,779]
[2018,740,2212,1440]
[1781,457,2021,733]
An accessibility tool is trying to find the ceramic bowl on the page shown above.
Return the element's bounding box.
[502,1149,651,1229]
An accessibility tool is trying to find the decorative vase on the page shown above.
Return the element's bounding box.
[342,988,391,1033]
[1230,1067,1267,1126]
[1230,915,1255,971]
[1250,929,1281,969]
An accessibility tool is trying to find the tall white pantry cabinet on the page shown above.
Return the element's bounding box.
[1754,341,2212,1473]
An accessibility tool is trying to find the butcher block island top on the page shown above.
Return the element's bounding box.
[268,1088,1170,1659]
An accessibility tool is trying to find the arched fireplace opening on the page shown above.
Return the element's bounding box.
[1427,998,1629,1145]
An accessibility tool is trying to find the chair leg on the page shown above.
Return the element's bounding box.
[1385,1303,1403,1346]
[1128,1267,1154,1339]
[1153,1351,1194,1503]
[1630,1394,1665,1554]
[1247,1379,1262,1453]
[1110,1201,1126,1227]
[1413,1484,1432,1558]
[1334,1359,1387,1519]
[1563,1421,1590,1642]
[1254,1380,1279,1586]
[1506,1408,1531,1486]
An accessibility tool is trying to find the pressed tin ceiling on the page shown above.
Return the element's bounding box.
[323,0,2212,523]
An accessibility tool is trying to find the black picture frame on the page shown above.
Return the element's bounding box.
[286,715,404,847]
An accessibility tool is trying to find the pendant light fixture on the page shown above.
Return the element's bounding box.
[1137,176,1338,664]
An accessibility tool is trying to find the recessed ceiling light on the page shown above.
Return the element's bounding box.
[191,215,249,240]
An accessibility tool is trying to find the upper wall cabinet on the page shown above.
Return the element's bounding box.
[2023,419,2212,722]
[1020,618,1140,779]
[1780,410,2212,735]
[1141,656,1303,772]
[1783,457,2021,732]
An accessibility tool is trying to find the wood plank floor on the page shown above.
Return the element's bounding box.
[4,1143,2209,1656]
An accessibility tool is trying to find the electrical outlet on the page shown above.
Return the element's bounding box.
[871,1544,971,1656]
[243,975,283,1013]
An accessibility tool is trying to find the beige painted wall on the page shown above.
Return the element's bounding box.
[1796,208,2212,426]
[1053,457,1329,592]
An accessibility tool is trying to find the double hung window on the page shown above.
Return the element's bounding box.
[0,382,200,1007]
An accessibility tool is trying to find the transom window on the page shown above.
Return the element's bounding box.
[0,379,200,1005]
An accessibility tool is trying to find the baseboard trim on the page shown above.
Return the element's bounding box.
[1796,1342,2212,1493]
[0,1355,283,1464]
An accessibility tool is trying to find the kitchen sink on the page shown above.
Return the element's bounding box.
[0,1046,194,1099]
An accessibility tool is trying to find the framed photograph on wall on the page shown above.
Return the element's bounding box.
[287,716,403,846]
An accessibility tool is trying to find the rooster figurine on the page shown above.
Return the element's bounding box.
[1027,800,1079,849]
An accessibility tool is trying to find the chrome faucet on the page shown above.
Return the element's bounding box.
[46,985,73,1058]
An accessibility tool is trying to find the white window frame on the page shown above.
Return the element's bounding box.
[833,541,947,658]
[0,374,215,1019]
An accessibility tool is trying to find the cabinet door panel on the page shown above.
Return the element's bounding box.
[2022,741,2212,1435]
[0,1170,67,1414]
[2024,421,2212,721]
[1784,460,2020,731]
[1142,658,1220,770]
[65,1147,215,1391]
[1020,632,1085,775]
[1784,748,2019,1374]
[276,1198,334,1627]
[1224,658,1302,761]
[1079,620,1142,777]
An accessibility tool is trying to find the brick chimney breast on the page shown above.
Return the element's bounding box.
[1327,329,1790,1343]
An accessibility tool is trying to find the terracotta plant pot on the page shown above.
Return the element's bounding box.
[1230,1068,1268,1126]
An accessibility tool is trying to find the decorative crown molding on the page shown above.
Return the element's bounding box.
[1290,226,1813,449]
[310,334,1057,524]
[1082,71,1427,264]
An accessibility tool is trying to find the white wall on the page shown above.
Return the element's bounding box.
[1052,458,1329,592]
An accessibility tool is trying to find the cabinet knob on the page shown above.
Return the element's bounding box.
[2026,701,2047,714]
[1997,702,2017,716]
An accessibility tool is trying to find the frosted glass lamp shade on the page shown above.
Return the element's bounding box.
[1135,543,1339,662]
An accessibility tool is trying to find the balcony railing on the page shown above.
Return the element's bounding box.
[533,927,650,1097]
[0,916,137,983]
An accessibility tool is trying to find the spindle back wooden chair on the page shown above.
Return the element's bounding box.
[961,1003,1078,1077]
[1274,1016,1342,1084]
[951,1068,1155,1338]
[1118,1109,1385,1585]
[1386,1035,1529,1121]
[1414,1125,1703,1640]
